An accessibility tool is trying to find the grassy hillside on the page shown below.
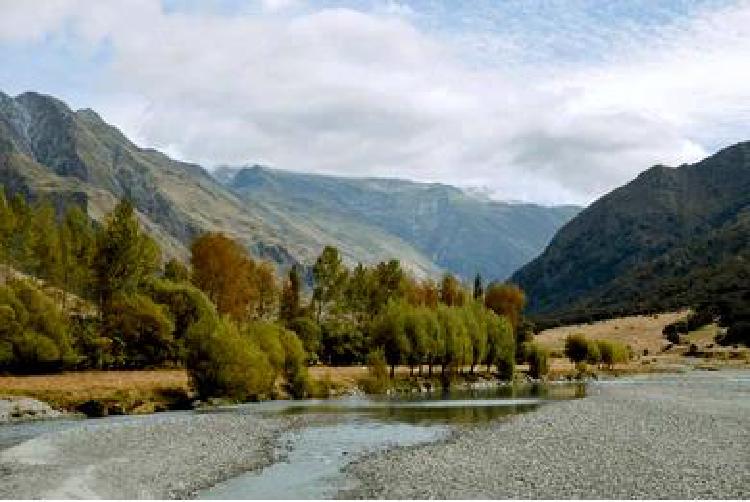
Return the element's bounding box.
[224,165,579,281]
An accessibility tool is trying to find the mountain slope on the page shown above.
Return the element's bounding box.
[0,91,305,265]
[222,165,579,281]
[0,90,577,279]
[511,141,750,321]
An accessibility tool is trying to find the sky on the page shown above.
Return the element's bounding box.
[1,0,749,205]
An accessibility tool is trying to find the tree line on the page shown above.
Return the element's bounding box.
[0,190,533,399]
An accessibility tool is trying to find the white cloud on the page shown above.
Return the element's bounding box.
[1,0,748,205]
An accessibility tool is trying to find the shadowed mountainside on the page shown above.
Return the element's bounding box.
[512,141,750,324]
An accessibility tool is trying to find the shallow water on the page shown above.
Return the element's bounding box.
[199,382,586,499]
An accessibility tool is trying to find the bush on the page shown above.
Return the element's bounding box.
[596,340,629,368]
[585,340,601,364]
[525,343,549,379]
[564,334,590,363]
[718,321,750,347]
[0,279,78,372]
[102,294,176,368]
[278,328,311,398]
[362,349,390,394]
[663,320,688,344]
[186,315,275,401]
[687,309,714,331]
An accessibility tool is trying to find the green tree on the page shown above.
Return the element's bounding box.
[164,258,190,283]
[288,316,322,362]
[526,343,549,379]
[30,202,63,286]
[371,259,405,312]
[102,293,175,368]
[60,205,96,299]
[312,246,348,322]
[473,273,484,300]
[0,279,78,372]
[279,266,302,324]
[485,311,514,379]
[372,301,411,377]
[94,199,160,309]
[186,315,275,401]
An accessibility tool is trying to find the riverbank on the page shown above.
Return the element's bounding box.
[0,370,746,499]
[0,411,312,499]
[0,370,191,418]
[342,370,750,499]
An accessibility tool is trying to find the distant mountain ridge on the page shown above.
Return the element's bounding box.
[511,141,750,323]
[0,90,578,280]
[219,165,579,281]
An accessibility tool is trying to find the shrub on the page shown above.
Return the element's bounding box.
[585,340,601,364]
[718,321,750,347]
[362,349,390,394]
[186,315,275,401]
[525,343,549,379]
[564,334,590,363]
[279,329,311,398]
[0,279,78,372]
[596,340,629,368]
[164,258,190,283]
[663,320,688,344]
[102,293,176,368]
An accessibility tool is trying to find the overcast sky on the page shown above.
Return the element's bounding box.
[1,0,749,205]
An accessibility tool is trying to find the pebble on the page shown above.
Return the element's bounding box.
[341,371,750,499]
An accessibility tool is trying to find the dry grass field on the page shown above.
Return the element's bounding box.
[535,310,749,375]
[0,370,190,412]
[535,310,689,356]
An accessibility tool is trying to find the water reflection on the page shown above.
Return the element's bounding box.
[200,382,587,499]
[262,382,586,425]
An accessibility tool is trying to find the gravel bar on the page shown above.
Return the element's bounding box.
[341,371,750,499]
[0,411,307,499]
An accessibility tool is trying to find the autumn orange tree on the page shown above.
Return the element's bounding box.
[439,273,466,307]
[484,283,526,329]
[190,232,278,321]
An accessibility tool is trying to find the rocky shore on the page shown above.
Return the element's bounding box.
[0,371,746,499]
[341,371,750,499]
[0,397,64,423]
[0,411,307,499]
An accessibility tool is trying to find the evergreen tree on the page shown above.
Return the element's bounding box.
[473,273,484,300]
[280,266,302,323]
[93,199,160,309]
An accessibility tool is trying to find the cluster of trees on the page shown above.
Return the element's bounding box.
[0,194,310,399]
[194,238,527,379]
[1,189,535,398]
[563,334,630,369]
[0,191,96,298]
[662,306,749,347]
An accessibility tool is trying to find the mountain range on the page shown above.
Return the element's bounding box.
[512,141,750,325]
[0,91,578,281]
